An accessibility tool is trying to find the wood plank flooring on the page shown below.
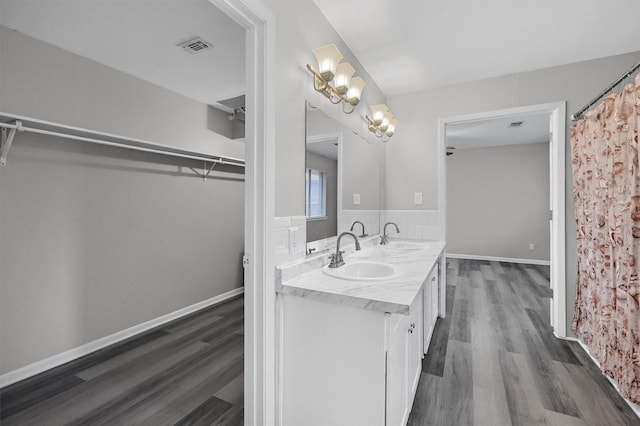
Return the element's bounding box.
[4,261,639,425]
[0,295,244,425]
[408,258,640,426]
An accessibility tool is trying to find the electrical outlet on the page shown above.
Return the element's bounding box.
[529,243,535,250]
[353,194,361,205]
[414,192,423,205]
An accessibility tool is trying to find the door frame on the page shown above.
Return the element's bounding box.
[437,101,567,337]
[210,0,275,424]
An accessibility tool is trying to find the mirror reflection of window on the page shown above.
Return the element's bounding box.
[306,167,327,219]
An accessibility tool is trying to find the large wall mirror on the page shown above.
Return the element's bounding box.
[305,102,386,253]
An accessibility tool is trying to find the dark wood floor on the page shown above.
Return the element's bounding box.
[4,261,640,425]
[0,295,244,425]
[408,258,640,426]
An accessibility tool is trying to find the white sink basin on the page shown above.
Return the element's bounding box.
[386,241,423,250]
[323,261,399,281]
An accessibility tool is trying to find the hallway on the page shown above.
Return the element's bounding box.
[408,258,640,425]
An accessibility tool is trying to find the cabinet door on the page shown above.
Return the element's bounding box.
[407,294,423,401]
[423,278,432,353]
[431,271,439,322]
[386,314,409,426]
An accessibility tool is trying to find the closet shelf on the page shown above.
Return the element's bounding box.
[0,111,245,167]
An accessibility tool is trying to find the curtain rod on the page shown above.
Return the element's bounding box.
[571,60,640,121]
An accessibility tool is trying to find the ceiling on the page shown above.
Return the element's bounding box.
[2,1,637,112]
[0,0,246,111]
[445,112,550,151]
[306,135,339,161]
[313,0,640,97]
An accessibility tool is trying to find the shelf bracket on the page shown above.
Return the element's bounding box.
[1,120,21,166]
[190,160,217,182]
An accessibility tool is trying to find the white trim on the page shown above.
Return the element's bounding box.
[550,104,567,337]
[556,335,640,419]
[0,287,244,389]
[209,1,274,425]
[437,119,447,315]
[446,253,550,266]
[438,101,567,337]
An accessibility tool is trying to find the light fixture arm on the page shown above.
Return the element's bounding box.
[308,65,329,92]
[307,59,364,114]
[342,102,357,114]
[308,64,346,104]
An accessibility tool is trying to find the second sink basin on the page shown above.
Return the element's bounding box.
[323,261,399,281]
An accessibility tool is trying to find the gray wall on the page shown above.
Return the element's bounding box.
[305,152,337,241]
[0,27,244,160]
[306,109,385,211]
[0,28,244,374]
[387,50,640,335]
[446,143,550,261]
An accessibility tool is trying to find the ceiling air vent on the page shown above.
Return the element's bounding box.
[508,121,524,128]
[176,36,214,55]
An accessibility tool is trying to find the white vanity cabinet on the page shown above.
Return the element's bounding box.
[280,291,423,426]
[387,292,423,426]
[423,264,440,352]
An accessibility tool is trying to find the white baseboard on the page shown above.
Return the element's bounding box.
[556,334,640,419]
[0,287,244,389]
[446,253,551,266]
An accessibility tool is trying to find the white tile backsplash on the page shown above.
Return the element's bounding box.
[380,210,442,241]
[340,210,380,237]
[273,216,292,228]
[274,216,307,265]
[274,211,441,266]
[291,215,306,226]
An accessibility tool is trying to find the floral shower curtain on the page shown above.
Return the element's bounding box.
[572,73,640,404]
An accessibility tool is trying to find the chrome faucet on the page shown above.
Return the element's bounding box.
[380,222,400,245]
[328,232,361,268]
[349,220,368,238]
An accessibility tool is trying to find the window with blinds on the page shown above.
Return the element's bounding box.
[306,167,327,219]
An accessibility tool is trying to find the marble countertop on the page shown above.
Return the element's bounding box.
[276,238,446,315]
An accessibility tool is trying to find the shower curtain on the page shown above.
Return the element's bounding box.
[572,73,640,404]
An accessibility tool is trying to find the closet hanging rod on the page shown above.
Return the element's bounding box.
[571,60,640,121]
[0,112,245,168]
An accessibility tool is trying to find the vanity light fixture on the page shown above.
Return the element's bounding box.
[365,104,399,142]
[307,44,366,114]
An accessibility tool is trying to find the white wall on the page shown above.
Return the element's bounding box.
[0,27,244,374]
[259,0,387,217]
[446,143,550,261]
[387,51,640,334]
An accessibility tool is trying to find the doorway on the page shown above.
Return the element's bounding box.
[437,102,567,337]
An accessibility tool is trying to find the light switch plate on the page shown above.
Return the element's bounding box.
[414,192,423,205]
[353,194,361,205]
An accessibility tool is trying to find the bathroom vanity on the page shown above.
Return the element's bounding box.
[277,238,445,426]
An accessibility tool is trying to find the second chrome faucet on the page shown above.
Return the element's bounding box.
[380,222,400,245]
[350,220,368,238]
